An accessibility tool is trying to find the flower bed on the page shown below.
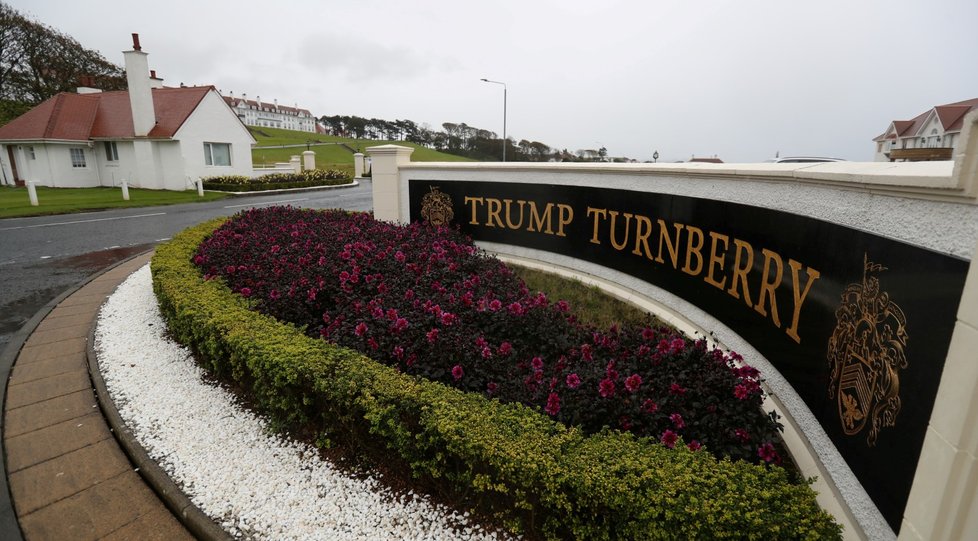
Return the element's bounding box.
[194,207,781,465]
[201,169,351,192]
[153,212,841,539]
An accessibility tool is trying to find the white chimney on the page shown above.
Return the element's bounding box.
[149,69,164,89]
[123,33,156,136]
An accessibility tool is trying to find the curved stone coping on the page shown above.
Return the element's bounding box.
[86,272,232,541]
[208,178,360,196]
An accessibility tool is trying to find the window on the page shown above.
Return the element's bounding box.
[70,147,86,168]
[104,141,119,162]
[203,142,231,166]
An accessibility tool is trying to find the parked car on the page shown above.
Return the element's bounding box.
[763,156,847,163]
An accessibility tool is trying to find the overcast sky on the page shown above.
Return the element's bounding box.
[11,0,978,162]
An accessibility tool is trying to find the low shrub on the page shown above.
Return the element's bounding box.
[201,169,351,192]
[153,218,842,539]
[194,207,780,464]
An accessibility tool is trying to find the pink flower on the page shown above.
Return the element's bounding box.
[670,413,685,429]
[394,251,406,262]
[669,383,686,396]
[531,357,544,370]
[598,377,616,398]
[392,345,404,359]
[580,344,593,362]
[226,265,237,274]
[556,300,570,312]
[624,374,642,392]
[489,299,502,311]
[392,317,409,333]
[661,430,678,449]
[498,342,513,356]
[687,440,702,451]
[641,327,656,341]
[440,312,457,326]
[451,364,464,381]
[507,302,524,315]
[544,393,561,416]
[481,346,492,359]
[734,428,751,442]
[354,322,368,337]
[734,384,750,400]
[566,373,581,389]
[486,382,498,394]
[426,328,439,343]
[758,442,780,464]
[239,287,252,297]
[642,399,658,413]
[269,289,281,300]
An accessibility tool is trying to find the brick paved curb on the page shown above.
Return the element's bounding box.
[0,253,130,541]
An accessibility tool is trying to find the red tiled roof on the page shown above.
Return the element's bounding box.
[877,98,978,142]
[0,86,212,142]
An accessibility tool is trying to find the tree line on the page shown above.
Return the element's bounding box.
[0,1,126,124]
[320,115,625,162]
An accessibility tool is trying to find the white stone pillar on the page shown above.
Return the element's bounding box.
[302,150,316,171]
[26,181,38,206]
[366,144,414,223]
[121,180,130,200]
[353,153,364,179]
[196,179,204,197]
[899,111,978,541]
[290,155,301,174]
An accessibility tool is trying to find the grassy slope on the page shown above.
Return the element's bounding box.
[249,126,473,169]
[0,186,227,219]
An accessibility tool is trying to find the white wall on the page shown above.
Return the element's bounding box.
[5,143,101,187]
[177,90,255,182]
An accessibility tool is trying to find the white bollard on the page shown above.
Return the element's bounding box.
[196,179,204,197]
[27,181,38,206]
[354,153,364,178]
[302,150,316,171]
[121,180,130,201]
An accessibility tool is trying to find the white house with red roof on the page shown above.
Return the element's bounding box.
[0,35,256,190]
[873,98,978,162]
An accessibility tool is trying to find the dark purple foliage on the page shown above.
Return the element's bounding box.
[194,207,782,464]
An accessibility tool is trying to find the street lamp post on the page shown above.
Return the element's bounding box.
[653,150,659,163]
[480,78,507,162]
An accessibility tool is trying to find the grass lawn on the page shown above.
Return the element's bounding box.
[0,186,229,219]
[249,126,473,168]
[513,266,662,330]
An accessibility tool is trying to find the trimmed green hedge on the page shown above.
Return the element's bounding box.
[152,218,842,540]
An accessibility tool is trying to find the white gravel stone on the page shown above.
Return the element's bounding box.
[95,265,515,541]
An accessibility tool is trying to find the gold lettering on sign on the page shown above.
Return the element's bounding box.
[470,197,824,344]
[827,255,908,447]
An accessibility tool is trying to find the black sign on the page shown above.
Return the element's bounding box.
[408,179,969,531]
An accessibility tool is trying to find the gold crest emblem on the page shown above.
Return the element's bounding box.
[420,186,454,226]
[827,254,908,447]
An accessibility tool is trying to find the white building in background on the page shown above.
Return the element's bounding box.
[0,34,255,190]
[873,98,978,161]
[221,92,317,133]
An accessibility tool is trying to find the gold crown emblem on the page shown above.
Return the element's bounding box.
[421,186,454,226]
[827,254,908,447]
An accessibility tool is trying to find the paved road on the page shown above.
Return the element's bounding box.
[0,182,373,350]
